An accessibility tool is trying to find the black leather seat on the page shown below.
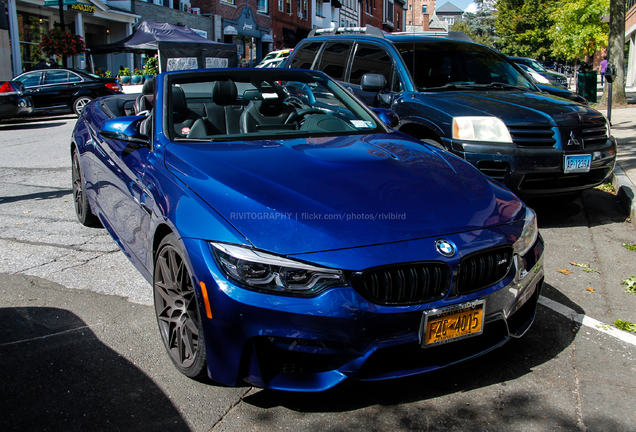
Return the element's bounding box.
[239,93,296,134]
[134,77,155,114]
[172,86,201,137]
[188,80,245,138]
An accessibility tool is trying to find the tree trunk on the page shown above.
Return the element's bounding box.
[600,0,627,106]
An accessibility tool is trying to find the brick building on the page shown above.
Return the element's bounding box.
[270,0,312,49]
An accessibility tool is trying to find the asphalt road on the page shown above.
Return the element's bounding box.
[1,114,635,432]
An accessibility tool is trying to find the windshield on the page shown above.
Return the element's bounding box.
[167,70,383,142]
[395,41,536,92]
[525,59,547,73]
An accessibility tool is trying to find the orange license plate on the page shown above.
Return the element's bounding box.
[420,300,485,347]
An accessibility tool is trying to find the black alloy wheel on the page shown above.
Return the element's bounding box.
[72,148,101,227]
[154,234,207,378]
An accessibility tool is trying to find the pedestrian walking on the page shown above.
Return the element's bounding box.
[599,56,608,86]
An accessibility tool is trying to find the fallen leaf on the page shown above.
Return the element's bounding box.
[557,269,572,275]
[569,261,578,265]
[15,223,23,225]
[586,288,595,293]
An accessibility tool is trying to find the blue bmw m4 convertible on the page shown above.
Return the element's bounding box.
[71,68,544,392]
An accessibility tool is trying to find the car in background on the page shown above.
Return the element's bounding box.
[0,81,33,119]
[260,48,292,63]
[286,26,616,201]
[13,68,122,115]
[255,57,287,68]
[515,63,587,104]
[71,68,544,392]
[509,57,569,88]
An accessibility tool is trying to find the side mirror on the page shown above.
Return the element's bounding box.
[99,115,150,145]
[372,108,399,128]
[361,73,387,92]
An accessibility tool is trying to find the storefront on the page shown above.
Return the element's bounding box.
[222,7,272,66]
[5,0,137,76]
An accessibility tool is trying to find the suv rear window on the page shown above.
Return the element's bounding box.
[289,42,322,70]
[317,42,352,81]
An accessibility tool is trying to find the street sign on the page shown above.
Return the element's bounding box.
[44,0,78,5]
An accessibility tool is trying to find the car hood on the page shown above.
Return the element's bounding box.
[411,90,603,127]
[165,133,524,254]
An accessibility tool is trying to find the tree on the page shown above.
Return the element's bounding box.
[600,0,627,105]
[548,0,609,61]
[495,0,555,58]
[452,7,499,48]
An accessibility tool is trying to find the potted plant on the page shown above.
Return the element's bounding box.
[119,67,131,85]
[143,54,158,81]
[39,29,86,67]
[131,68,144,85]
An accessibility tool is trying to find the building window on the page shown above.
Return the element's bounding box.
[303,0,308,18]
[444,16,455,25]
[279,0,284,11]
[286,0,291,13]
[316,0,323,16]
[422,5,427,13]
[384,0,394,24]
[257,0,268,13]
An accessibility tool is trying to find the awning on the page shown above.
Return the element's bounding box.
[224,25,238,36]
[261,34,273,43]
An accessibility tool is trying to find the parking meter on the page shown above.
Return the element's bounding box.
[605,65,616,83]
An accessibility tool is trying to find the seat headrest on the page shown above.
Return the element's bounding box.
[212,80,238,106]
[172,86,187,122]
[140,77,156,108]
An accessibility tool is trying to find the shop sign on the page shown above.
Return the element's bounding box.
[70,3,96,13]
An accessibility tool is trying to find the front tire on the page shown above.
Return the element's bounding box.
[73,96,92,115]
[154,234,207,379]
[72,148,101,227]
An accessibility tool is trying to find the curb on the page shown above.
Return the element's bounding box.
[612,164,636,229]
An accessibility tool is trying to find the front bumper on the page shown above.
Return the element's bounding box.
[184,234,545,392]
[447,137,617,197]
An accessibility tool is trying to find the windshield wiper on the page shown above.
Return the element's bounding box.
[479,82,528,91]
[419,82,478,91]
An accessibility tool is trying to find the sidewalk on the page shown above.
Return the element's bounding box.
[598,86,636,228]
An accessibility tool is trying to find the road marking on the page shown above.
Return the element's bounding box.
[539,296,636,346]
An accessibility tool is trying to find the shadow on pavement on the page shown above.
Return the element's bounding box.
[532,188,628,229]
[0,189,72,205]
[0,307,190,432]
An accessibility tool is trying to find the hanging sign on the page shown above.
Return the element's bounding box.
[70,3,96,13]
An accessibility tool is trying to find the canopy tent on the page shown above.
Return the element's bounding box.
[89,21,238,72]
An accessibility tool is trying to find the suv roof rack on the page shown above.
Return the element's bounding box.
[307,26,473,42]
[389,30,474,42]
[308,25,386,39]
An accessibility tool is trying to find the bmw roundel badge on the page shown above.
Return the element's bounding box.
[435,239,457,257]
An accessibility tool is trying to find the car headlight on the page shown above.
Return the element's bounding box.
[512,208,538,257]
[452,117,513,143]
[211,243,346,295]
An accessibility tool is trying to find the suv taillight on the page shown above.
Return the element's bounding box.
[105,82,122,92]
[0,82,18,95]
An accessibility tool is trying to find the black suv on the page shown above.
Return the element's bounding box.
[286,27,616,200]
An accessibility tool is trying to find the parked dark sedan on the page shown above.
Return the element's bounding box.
[0,80,33,119]
[509,57,569,88]
[13,68,122,115]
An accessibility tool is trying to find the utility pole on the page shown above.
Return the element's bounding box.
[58,0,67,65]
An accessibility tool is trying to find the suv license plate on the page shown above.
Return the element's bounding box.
[564,154,591,173]
[420,300,485,348]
